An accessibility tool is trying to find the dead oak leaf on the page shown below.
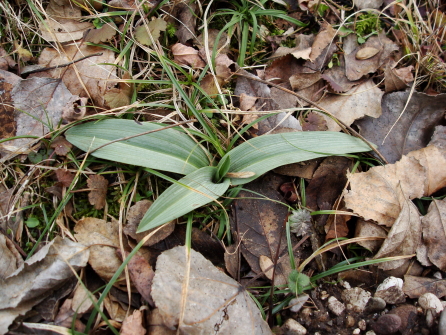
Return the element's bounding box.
[171,43,205,68]
[134,18,167,47]
[87,174,108,210]
[318,79,383,131]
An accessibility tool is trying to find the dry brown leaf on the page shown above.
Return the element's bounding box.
[344,33,398,81]
[0,47,17,69]
[302,111,328,131]
[403,275,446,299]
[147,308,177,335]
[103,295,127,322]
[372,191,421,270]
[50,136,73,156]
[321,65,363,93]
[0,234,24,278]
[171,43,205,68]
[289,73,321,90]
[55,169,75,187]
[34,45,117,108]
[0,237,89,334]
[384,64,414,93]
[74,218,124,286]
[72,285,95,314]
[54,298,85,331]
[123,200,175,246]
[355,47,380,60]
[87,175,108,210]
[61,96,88,122]
[309,23,337,62]
[175,2,198,43]
[0,70,74,156]
[224,244,239,279]
[259,255,279,283]
[356,92,446,163]
[197,29,230,55]
[200,74,221,97]
[420,199,446,270]
[265,54,305,84]
[84,22,117,44]
[318,79,383,131]
[104,73,134,109]
[354,219,387,252]
[121,309,146,335]
[108,0,139,9]
[152,246,272,334]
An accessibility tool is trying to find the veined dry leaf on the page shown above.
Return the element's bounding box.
[354,219,387,252]
[403,275,446,299]
[34,45,117,108]
[134,18,167,47]
[175,2,198,43]
[171,43,205,68]
[420,199,446,271]
[318,79,383,131]
[372,190,422,270]
[289,73,321,90]
[152,246,272,334]
[121,309,146,335]
[74,218,124,286]
[84,22,117,44]
[309,23,337,62]
[87,175,108,210]
[0,237,89,335]
[104,73,134,109]
[231,173,299,285]
[0,234,24,279]
[356,92,446,163]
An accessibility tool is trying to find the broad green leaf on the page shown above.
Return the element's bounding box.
[215,154,231,183]
[65,119,210,175]
[225,131,372,185]
[137,166,230,232]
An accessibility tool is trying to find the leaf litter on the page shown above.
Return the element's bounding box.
[2,0,446,333]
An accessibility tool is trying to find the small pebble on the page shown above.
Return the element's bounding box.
[289,294,309,313]
[371,314,401,334]
[358,319,366,331]
[345,315,356,328]
[440,308,446,335]
[352,328,361,334]
[281,318,307,335]
[365,297,387,313]
[343,281,352,289]
[342,287,371,313]
[320,290,329,300]
[388,304,417,332]
[328,296,345,316]
[365,332,377,335]
[376,277,403,291]
[418,293,444,314]
[433,271,442,279]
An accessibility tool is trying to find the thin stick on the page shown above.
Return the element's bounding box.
[23,52,104,75]
[233,72,389,164]
[81,119,197,156]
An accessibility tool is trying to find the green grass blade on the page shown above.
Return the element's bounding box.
[65,119,210,175]
[137,166,230,232]
[225,132,372,185]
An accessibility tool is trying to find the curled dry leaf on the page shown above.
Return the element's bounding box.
[62,96,88,123]
[0,234,24,278]
[104,73,134,109]
[121,309,146,335]
[152,246,272,334]
[134,18,167,47]
[171,43,205,68]
[87,175,108,210]
[0,47,17,69]
[309,23,337,62]
[384,64,414,93]
[302,112,328,131]
[318,79,383,132]
[0,237,89,335]
[420,199,446,271]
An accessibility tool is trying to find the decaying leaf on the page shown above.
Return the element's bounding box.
[54,298,85,331]
[152,246,272,334]
[384,63,414,93]
[134,18,167,47]
[309,23,337,62]
[231,173,299,286]
[72,285,95,314]
[104,73,134,109]
[301,112,327,131]
[0,47,17,70]
[0,237,89,335]
[55,169,75,187]
[62,96,88,123]
[50,136,73,156]
[121,309,146,335]
[0,234,24,279]
[420,199,446,271]
[318,79,383,131]
[108,0,139,9]
[356,92,446,163]
[355,0,383,9]
[34,44,117,108]
[354,219,387,252]
[175,2,198,43]
[224,244,239,279]
[321,65,363,93]
[87,174,108,210]
[84,22,117,44]
[124,200,175,246]
[74,218,124,286]
[0,70,74,156]
[171,43,205,68]
[403,275,446,299]
[197,29,230,55]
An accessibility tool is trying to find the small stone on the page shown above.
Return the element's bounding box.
[352,328,361,334]
[342,287,371,313]
[320,290,329,300]
[426,310,435,328]
[343,281,352,289]
[358,319,366,331]
[440,308,446,335]
[418,293,444,314]
[433,271,442,279]
[281,318,307,335]
[328,296,345,316]
[365,332,377,335]
[365,297,387,313]
[345,315,356,328]
[376,277,403,291]
[371,314,401,334]
[289,294,309,313]
[388,304,418,332]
